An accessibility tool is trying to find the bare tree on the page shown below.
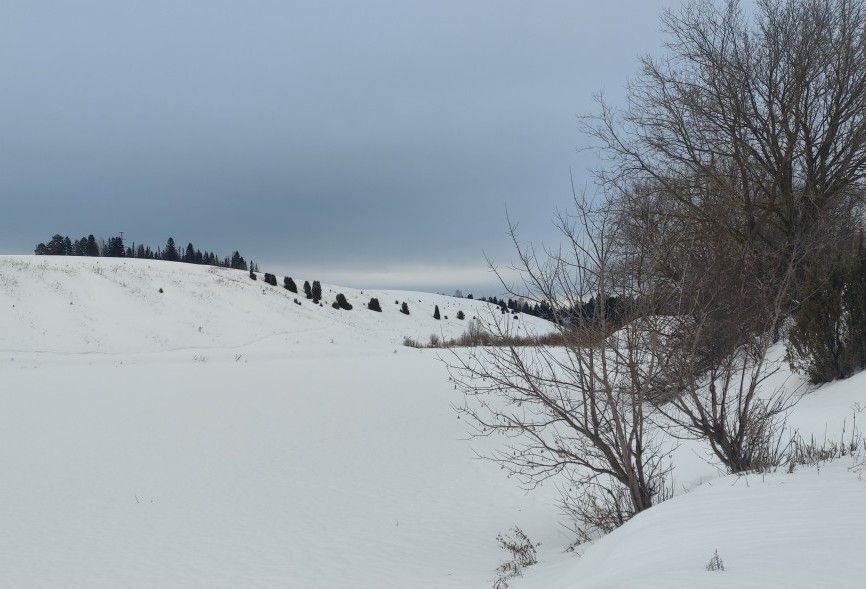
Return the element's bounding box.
[582,0,866,299]
[448,195,676,537]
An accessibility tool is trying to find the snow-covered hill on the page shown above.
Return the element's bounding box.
[0,256,548,353]
[0,255,863,588]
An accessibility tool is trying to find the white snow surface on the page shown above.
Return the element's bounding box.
[0,256,548,354]
[1,255,864,588]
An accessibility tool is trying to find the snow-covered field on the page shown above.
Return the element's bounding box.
[1,256,864,588]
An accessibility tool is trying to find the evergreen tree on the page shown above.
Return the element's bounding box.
[787,236,866,383]
[86,235,99,256]
[230,251,247,270]
[368,297,382,312]
[164,237,179,262]
[38,234,67,255]
[333,293,353,310]
[49,234,67,255]
[304,280,312,299]
[433,305,441,320]
[843,234,866,373]
[105,235,125,257]
[184,243,196,263]
[400,301,410,315]
[73,237,88,256]
[284,277,297,293]
[312,280,322,302]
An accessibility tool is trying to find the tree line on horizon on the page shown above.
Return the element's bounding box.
[32,231,624,326]
[33,233,257,272]
[461,293,627,327]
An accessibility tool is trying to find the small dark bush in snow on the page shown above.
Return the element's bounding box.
[158,288,164,294]
[456,310,465,320]
[332,293,353,310]
[368,297,382,312]
[249,269,257,280]
[293,298,301,305]
[400,302,410,315]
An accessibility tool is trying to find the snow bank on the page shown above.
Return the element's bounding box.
[520,457,865,589]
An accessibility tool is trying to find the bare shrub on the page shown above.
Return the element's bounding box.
[449,196,676,539]
[402,336,422,348]
[492,527,540,589]
[656,330,802,473]
[786,409,865,471]
[400,319,595,349]
[560,476,672,545]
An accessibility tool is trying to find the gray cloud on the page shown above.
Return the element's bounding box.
[0,0,679,293]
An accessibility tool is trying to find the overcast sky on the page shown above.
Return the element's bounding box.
[0,1,679,293]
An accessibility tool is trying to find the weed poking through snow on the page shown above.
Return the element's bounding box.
[492,527,540,589]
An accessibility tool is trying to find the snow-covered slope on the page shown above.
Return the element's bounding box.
[0,255,564,589]
[516,361,866,589]
[0,255,548,353]
[520,456,865,589]
[1,255,863,588]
